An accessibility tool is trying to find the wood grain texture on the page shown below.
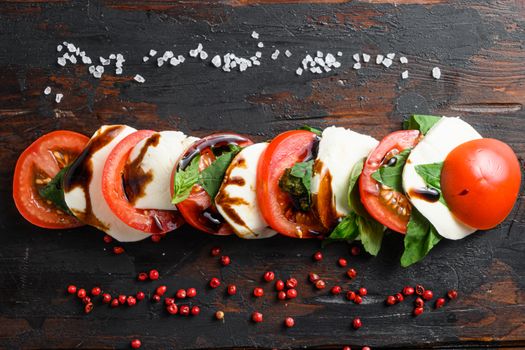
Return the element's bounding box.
[0,0,524,349]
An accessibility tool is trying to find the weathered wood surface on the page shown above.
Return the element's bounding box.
[1,0,524,349]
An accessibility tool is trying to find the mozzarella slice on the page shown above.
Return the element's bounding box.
[402,117,481,240]
[311,126,379,227]
[127,131,198,210]
[215,143,276,239]
[64,125,151,242]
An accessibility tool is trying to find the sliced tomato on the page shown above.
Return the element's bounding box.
[441,138,521,230]
[13,130,89,229]
[102,130,184,234]
[256,130,326,239]
[171,133,253,235]
[360,130,421,233]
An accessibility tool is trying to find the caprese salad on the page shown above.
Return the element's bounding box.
[12,115,521,266]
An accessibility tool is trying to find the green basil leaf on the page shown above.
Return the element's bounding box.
[370,148,411,192]
[279,160,313,211]
[171,155,201,204]
[323,212,359,246]
[38,166,72,215]
[403,114,441,135]
[347,158,369,217]
[299,125,322,136]
[400,208,442,267]
[414,162,446,205]
[199,145,242,199]
[357,215,384,256]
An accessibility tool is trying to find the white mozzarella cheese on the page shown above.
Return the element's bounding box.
[64,125,151,242]
[215,143,276,239]
[311,126,379,218]
[402,117,482,240]
[128,131,198,210]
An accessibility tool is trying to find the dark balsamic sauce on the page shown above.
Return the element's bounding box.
[409,187,440,203]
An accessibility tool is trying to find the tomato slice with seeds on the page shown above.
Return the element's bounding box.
[13,130,89,229]
[102,130,185,234]
[256,130,327,238]
[171,133,254,235]
[359,130,421,234]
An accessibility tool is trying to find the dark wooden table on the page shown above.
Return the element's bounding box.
[1,1,524,349]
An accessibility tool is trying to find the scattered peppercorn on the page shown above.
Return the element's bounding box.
[308,273,320,283]
[315,280,326,290]
[84,302,94,314]
[253,287,264,297]
[415,284,425,296]
[352,317,362,330]
[227,284,237,296]
[215,310,225,320]
[77,288,86,299]
[220,255,231,266]
[346,268,357,279]
[130,339,141,349]
[402,286,415,296]
[313,251,323,261]
[137,272,148,281]
[346,291,356,301]
[263,271,275,282]
[394,293,404,303]
[209,277,221,288]
[422,289,433,301]
[67,285,77,294]
[136,292,145,301]
[103,235,112,244]
[386,295,396,305]
[277,291,287,300]
[166,303,178,315]
[176,289,186,299]
[186,288,197,298]
[179,305,190,316]
[210,247,221,256]
[275,280,285,291]
[111,298,119,308]
[252,312,263,323]
[148,269,159,280]
[118,295,127,304]
[191,306,200,316]
[284,317,295,328]
[127,296,137,307]
[413,307,424,316]
[331,286,342,295]
[286,288,298,299]
[338,258,348,267]
[435,297,446,309]
[151,294,161,303]
[286,278,298,289]
[447,289,458,300]
[358,287,367,296]
[113,246,125,255]
[351,246,361,256]
[354,295,363,304]
[102,293,112,304]
[91,287,101,296]
[414,297,424,308]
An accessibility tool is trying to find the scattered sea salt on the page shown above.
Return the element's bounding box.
[88,65,95,74]
[337,51,343,57]
[157,57,165,67]
[251,31,259,39]
[363,53,370,63]
[67,43,76,53]
[134,74,145,83]
[401,70,409,79]
[95,65,104,74]
[353,53,360,62]
[296,68,303,76]
[382,58,393,68]
[149,49,157,57]
[353,62,361,70]
[100,57,110,66]
[55,93,63,103]
[143,56,149,62]
[432,67,441,79]
[257,42,264,48]
[376,54,384,64]
[57,45,63,52]
[93,71,102,79]
[387,53,396,60]
[285,50,292,58]
[211,55,221,68]
[44,86,51,95]
[400,56,408,64]
[109,54,116,60]
[82,56,92,64]
[68,55,77,64]
[199,51,208,60]
[317,51,323,58]
[255,51,262,58]
[57,57,66,66]
[271,49,280,60]
[169,57,180,66]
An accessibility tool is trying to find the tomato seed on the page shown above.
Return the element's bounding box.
[151,234,161,243]
[82,296,91,305]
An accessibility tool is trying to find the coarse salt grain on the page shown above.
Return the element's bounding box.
[109,54,116,60]
[95,65,104,74]
[296,67,303,76]
[169,57,180,66]
[387,53,396,59]
[353,62,361,70]
[67,44,76,53]
[255,51,262,58]
[157,57,165,67]
[376,54,384,64]
[257,42,264,48]
[44,86,51,95]
[337,51,343,57]
[382,58,393,67]
[88,65,95,74]
[82,56,92,64]
[189,49,198,58]
[271,49,280,60]
[200,51,208,60]
[116,67,123,75]
[432,67,441,79]
[55,93,63,103]
[149,49,157,56]
[57,57,66,66]
[317,51,323,58]
[353,53,360,62]
[69,55,77,64]
[401,70,409,79]
[143,56,149,62]
[57,45,63,52]
[134,74,145,83]
[251,31,259,39]
[400,56,408,64]
[285,50,292,57]
[363,53,370,63]
[100,57,110,66]
[93,71,102,79]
